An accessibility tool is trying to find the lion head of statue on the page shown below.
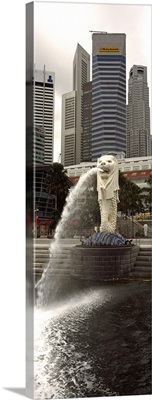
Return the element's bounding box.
[97,154,118,180]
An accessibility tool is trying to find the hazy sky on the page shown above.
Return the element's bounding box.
[34,1,151,162]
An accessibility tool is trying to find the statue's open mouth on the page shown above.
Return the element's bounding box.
[101,168,109,173]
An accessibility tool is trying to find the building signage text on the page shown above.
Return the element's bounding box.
[99,47,119,52]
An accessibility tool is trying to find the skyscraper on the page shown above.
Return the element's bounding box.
[34,125,45,165]
[61,91,76,166]
[92,32,126,161]
[73,44,90,165]
[82,81,92,162]
[61,43,90,166]
[127,65,151,157]
[34,65,55,164]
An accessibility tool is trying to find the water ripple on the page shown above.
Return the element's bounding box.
[34,282,151,399]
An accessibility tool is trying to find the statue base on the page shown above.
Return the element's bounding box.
[70,232,139,281]
[82,231,131,247]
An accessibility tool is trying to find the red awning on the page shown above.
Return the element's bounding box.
[40,219,52,225]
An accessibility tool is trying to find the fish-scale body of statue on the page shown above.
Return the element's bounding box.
[97,154,119,233]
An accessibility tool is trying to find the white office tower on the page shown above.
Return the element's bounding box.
[127,65,151,157]
[61,91,76,166]
[61,44,90,166]
[34,65,55,164]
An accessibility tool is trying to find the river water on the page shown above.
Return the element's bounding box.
[34,280,151,399]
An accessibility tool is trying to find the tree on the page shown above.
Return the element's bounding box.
[118,172,144,216]
[141,173,152,212]
[50,208,61,230]
[45,162,73,219]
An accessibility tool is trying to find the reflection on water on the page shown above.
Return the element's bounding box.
[34,282,151,399]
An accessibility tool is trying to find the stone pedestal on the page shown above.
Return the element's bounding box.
[70,245,139,281]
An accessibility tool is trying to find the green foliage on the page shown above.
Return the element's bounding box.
[45,164,145,232]
[45,162,72,215]
[141,174,152,211]
[50,208,61,230]
[118,171,144,215]
[45,162,72,229]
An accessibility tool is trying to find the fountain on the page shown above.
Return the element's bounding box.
[34,155,151,399]
[36,166,100,305]
[70,154,139,281]
[36,155,139,306]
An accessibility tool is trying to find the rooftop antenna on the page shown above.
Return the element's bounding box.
[89,31,107,33]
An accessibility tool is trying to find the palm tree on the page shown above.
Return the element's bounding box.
[118,172,145,237]
[45,162,73,218]
[118,172,143,216]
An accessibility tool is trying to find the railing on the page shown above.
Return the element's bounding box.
[126,216,152,234]
[117,215,152,239]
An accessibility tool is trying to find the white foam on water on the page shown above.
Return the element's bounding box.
[34,286,113,399]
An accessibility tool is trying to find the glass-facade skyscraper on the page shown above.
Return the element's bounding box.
[92,32,126,161]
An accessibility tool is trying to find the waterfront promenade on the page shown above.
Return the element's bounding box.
[33,236,152,282]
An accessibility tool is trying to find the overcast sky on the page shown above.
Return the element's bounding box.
[34,1,151,162]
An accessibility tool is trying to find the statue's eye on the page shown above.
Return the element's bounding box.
[108,160,112,163]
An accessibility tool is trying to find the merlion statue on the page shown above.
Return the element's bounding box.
[97,154,119,233]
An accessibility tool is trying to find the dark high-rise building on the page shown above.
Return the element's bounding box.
[127,65,151,157]
[92,32,126,161]
[82,81,92,162]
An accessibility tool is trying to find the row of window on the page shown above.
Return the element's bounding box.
[93,88,126,97]
[92,148,126,160]
[92,117,126,126]
[91,136,126,147]
[93,54,126,61]
[92,120,126,128]
[92,65,126,73]
[93,72,126,81]
[92,62,126,73]
[92,100,126,109]
[93,63,126,70]
[34,81,54,88]
[92,94,126,103]
[92,125,126,137]
[93,80,126,89]
[93,78,126,87]
[92,111,126,120]
[93,97,126,105]
[87,131,127,143]
[93,65,126,72]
